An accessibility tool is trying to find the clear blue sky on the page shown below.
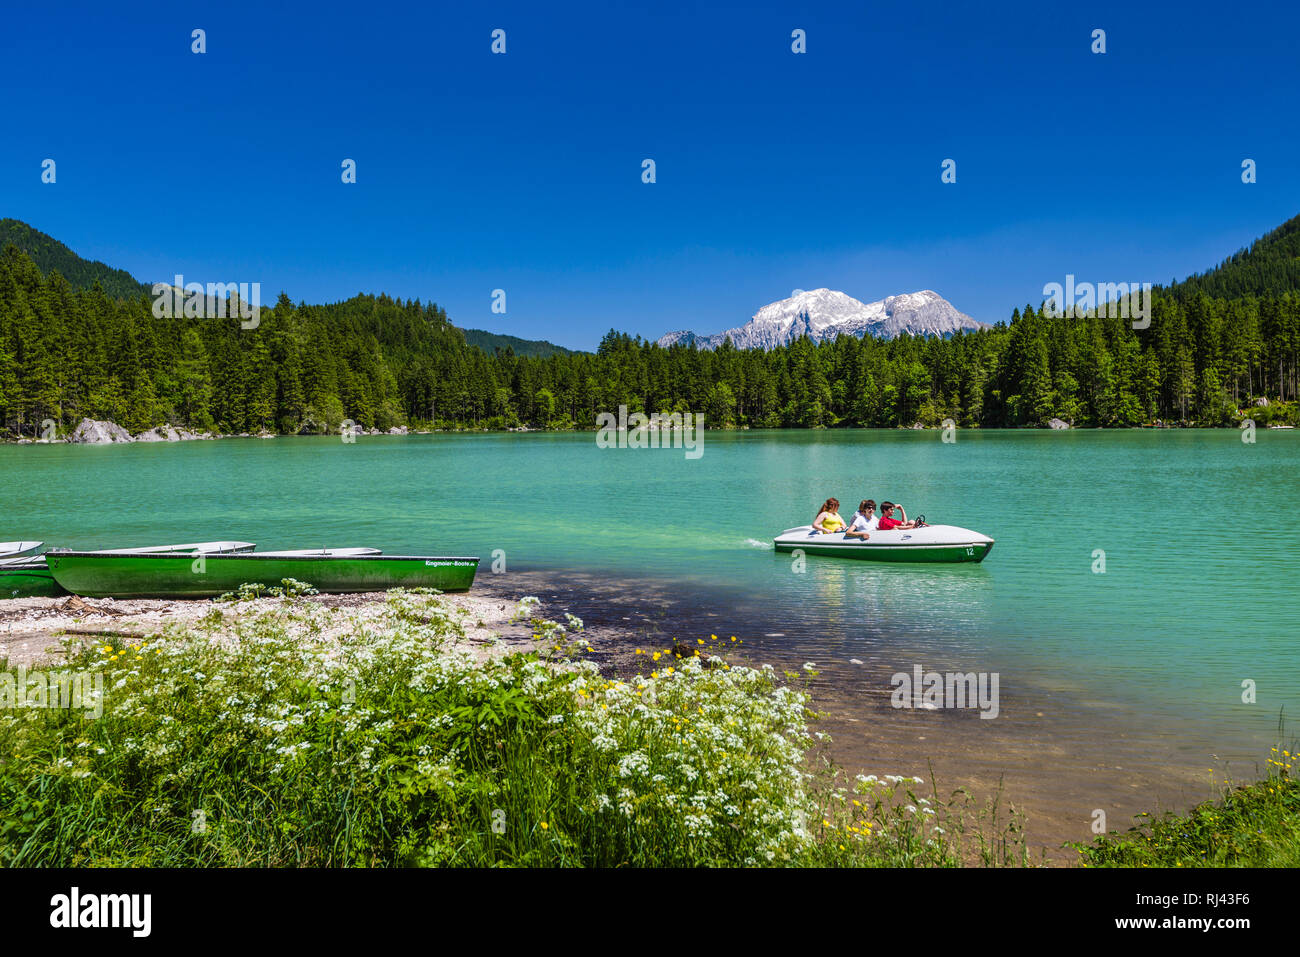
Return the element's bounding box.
[2,0,1297,349]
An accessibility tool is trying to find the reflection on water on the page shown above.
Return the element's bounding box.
[775,552,995,634]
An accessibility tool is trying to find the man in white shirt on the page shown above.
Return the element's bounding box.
[845,500,878,539]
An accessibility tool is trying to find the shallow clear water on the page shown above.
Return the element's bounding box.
[4,429,1296,848]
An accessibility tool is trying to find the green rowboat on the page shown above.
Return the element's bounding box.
[0,542,257,600]
[46,550,480,598]
[0,556,64,598]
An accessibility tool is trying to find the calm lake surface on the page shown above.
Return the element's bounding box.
[4,429,1296,852]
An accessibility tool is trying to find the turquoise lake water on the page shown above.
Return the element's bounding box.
[3,429,1296,846]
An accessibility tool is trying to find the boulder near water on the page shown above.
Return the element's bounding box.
[135,425,212,441]
[1048,418,1071,430]
[136,425,179,442]
[68,418,134,444]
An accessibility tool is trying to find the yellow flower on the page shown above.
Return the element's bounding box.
[539,822,548,830]
[586,646,594,652]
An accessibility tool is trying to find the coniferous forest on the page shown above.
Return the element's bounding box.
[2,215,1299,439]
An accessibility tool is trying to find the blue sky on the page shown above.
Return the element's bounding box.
[2,0,1298,349]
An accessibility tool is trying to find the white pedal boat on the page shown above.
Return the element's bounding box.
[772,524,994,563]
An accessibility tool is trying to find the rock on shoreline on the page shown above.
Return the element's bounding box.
[21,417,405,445]
[68,418,134,444]
[42,418,218,444]
[135,424,211,442]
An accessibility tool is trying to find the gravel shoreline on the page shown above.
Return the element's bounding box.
[0,589,550,669]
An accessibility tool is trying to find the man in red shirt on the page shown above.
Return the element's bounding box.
[877,501,917,530]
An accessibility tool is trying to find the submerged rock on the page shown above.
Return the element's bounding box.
[69,418,133,444]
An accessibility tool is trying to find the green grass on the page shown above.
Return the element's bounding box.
[0,591,1029,867]
[1071,750,1300,867]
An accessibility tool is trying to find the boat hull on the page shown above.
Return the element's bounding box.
[772,525,994,563]
[0,560,64,598]
[46,552,479,598]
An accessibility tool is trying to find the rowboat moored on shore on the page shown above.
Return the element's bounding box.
[46,550,480,598]
[0,541,42,559]
[92,541,256,555]
[258,547,383,557]
[0,542,258,599]
[0,555,64,597]
[772,524,995,563]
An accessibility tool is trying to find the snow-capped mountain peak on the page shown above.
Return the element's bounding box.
[657,288,985,350]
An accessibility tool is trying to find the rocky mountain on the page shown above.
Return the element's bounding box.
[657,288,985,350]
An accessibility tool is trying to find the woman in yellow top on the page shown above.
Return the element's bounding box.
[812,497,846,535]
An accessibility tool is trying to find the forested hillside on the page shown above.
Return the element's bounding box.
[460,328,571,358]
[2,216,1298,438]
[1168,215,1300,301]
[0,220,148,301]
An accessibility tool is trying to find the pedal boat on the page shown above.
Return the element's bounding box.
[772,524,994,563]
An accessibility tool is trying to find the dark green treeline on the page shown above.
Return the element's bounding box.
[2,239,1299,437]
